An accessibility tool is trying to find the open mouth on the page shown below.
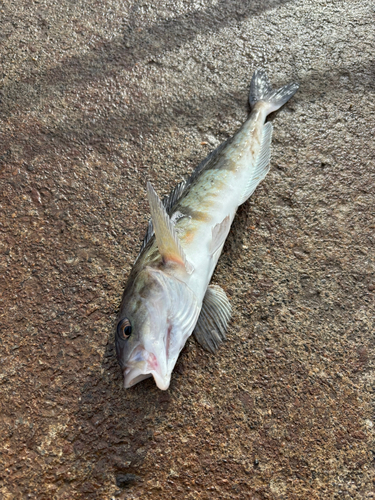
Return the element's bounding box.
[123,345,170,390]
[123,366,171,390]
[124,371,153,388]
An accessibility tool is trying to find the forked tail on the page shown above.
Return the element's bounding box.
[249,69,299,114]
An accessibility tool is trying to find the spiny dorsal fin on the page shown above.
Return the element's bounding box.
[138,219,154,257]
[163,179,187,212]
[193,285,232,353]
[146,182,194,274]
[240,121,273,205]
[187,137,231,184]
[138,139,232,257]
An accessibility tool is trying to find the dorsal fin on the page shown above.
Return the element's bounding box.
[187,137,231,184]
[163,179,188,212]
[146,182,194,274]
[137,138,232,257]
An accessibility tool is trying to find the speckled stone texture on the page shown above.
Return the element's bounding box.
[0,0,374,498]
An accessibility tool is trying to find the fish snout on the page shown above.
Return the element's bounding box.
[123,346,171,390]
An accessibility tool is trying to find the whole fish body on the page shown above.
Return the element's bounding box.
[116,69,299,390]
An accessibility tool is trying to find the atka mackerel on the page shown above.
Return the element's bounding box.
[116,70,299,390]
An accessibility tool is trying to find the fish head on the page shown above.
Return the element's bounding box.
[115,267,199,390]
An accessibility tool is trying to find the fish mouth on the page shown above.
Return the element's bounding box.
[123,345,171,391]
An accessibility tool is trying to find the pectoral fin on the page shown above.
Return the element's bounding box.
[193,285,232,353]
[147,182,194,274]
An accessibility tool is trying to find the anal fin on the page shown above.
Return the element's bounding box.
[240,121,273,204]
[210,215,231,255]
[193,285,232,353]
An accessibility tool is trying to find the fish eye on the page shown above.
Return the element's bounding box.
[117,318,132,340]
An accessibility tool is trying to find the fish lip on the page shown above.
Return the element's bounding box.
[123,345,171,390]
[123,366,171,391]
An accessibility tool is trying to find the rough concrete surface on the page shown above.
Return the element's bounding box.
[0,0,374,498]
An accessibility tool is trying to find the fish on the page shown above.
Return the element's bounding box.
[115,69,299,390]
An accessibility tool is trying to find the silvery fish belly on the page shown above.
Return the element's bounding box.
[115,69,299,390]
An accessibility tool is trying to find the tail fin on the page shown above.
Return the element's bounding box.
[249,69,299,113]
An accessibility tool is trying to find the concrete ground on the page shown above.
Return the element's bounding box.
[0,0,374,498]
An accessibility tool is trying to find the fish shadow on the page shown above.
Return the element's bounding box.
[72,332,180,497]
